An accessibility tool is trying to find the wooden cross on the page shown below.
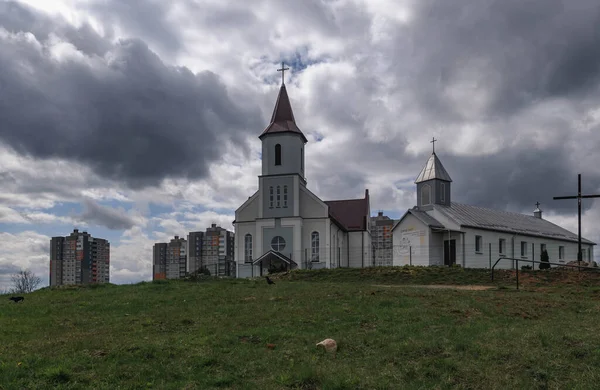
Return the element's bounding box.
[430,137,437,153]
[277,61,289,85]
[553,173,600,266]
[535,201,540,209]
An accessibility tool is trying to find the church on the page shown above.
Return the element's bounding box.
[233,77,371,278]
[392,145,596,269]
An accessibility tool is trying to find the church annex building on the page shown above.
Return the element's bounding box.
[392,151,595,269]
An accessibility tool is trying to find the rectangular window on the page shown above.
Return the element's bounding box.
[541,243,546,254]
[475,236,482,253]
[499,239,505,255]
[559,246,564,260]
[276,186,281,207]
[283,185,288,208]
[269,186,274,208]
[521,241,527,257]
[440,183,445,202]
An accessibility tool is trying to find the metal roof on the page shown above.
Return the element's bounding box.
[410,208,445,228]
[435,202,595,244]
[392,208,445,232]
[415,153,452,183]
[259,84,308,143]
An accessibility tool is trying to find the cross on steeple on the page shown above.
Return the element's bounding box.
[277,61,289,85]
[430,137,437,154]
[535,201,540,209]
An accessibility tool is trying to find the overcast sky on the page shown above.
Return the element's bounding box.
[1,0,600,290]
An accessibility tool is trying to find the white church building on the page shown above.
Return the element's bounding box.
[234,79,371,278]
[393,148,596,269]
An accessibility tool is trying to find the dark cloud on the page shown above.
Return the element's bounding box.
[441,147,600,214]
[76,198,137,230]
[0,2,262,189]
[399,0,600,120]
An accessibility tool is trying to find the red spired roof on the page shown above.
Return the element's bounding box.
[259,84,308,143]
[325,189,370,231]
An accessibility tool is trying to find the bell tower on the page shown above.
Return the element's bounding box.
[415,138,452,209]
[258,63,308,218]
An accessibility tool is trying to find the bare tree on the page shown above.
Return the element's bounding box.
[11,269,42,294]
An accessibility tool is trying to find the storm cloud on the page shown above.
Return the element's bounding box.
[0,1,262,189]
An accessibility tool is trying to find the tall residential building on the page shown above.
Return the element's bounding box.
[187,231,204,275]
[153,236,187,280]
[371,212,394,266]
[167,236,187,279]
[152,243,168,280]
[188,224,235,276]
[49,229,110,286]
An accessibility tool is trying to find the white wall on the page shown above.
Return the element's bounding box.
[392,214,430,266]
[235,191,259,222]
[460,227,595,269]
[329,222,343,268]
[348,231,368,268]
[299,186,328,218]
[300,218,328,267]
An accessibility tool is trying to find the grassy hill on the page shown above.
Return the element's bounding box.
[2,266,600,389]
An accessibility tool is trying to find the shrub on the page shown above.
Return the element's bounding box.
[539,249,550,270]
[521,265,532,271]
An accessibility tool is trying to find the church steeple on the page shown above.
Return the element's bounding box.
[415,139,452,208]
[259,62,308,182]
[259,84,308,143]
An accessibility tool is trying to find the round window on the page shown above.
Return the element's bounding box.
[271,236,286,252]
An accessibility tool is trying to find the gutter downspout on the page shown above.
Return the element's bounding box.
[511,234,517,269]
[362,230,364,268]
[347,232,350,268]
[460,231,466,267]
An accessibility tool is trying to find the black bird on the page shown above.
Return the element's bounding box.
[265,276,275,285]
[9,296,24,303]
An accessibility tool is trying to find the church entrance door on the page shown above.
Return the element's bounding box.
[444,239,456,266]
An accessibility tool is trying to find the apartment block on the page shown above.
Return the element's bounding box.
[188,224,235,276]
[153,236,187,280]
[371,212,394,267]
[49,229,110,286]
[187,231,204,275]
[152,243,168,280]
[166,236,187,279]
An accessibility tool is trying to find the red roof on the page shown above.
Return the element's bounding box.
[259,84,308,143]
[325,190,370,231]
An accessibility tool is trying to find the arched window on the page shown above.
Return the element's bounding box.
[283,185,288,208]
[269,186,274,208]
[276,186,281,207]
[440,183,446,202]
[275,144,281,166]
[311,231,320,262]
[244,234,253,263]
[421,184,431,206]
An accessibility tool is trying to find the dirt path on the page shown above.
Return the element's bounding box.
[373,284,496,291]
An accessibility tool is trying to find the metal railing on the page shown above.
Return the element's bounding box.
[491,257,600,290]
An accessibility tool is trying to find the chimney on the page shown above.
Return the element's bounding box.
[533,202,542,219]
[174,235,179,240]
[378,211,383,217]
[211,223,216,228]
[73,229,79,234]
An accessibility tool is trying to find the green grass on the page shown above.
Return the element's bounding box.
[2,266,600,389]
